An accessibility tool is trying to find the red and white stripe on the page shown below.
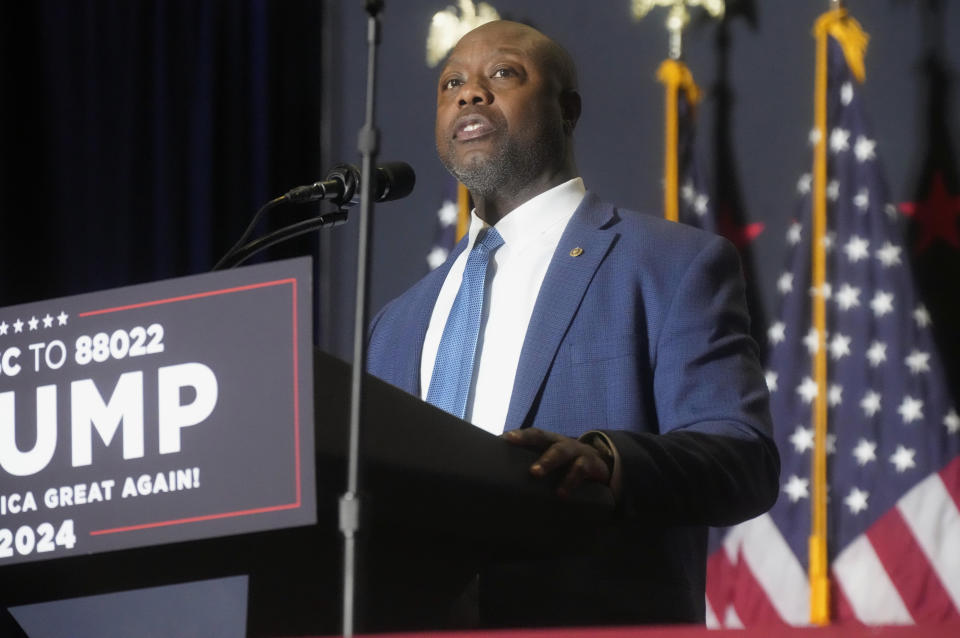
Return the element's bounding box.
[706,456,960,628]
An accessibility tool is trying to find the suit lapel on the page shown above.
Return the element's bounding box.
[391,237,468,396]
[504,193,618,430]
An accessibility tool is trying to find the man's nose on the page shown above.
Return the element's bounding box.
[457,78,492,106]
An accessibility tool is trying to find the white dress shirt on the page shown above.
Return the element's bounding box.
[421,177,586,434]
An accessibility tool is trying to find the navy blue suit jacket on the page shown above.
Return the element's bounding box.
[367,192,779,625]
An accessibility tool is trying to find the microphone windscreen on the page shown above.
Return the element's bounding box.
[377,162,416,202]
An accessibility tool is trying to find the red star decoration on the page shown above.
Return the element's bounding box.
[899,172,960,253]
[716,202,764,250]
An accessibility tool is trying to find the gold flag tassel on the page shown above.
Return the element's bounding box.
[657,59,701,222]
[808,7,869,626]
[456,182,471,241]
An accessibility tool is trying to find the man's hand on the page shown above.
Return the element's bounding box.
[502,428,613,497]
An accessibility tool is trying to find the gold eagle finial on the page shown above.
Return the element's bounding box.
[426,0,501,68]
[632,0,725,59]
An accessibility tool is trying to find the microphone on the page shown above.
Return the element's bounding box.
[284,161,416,206]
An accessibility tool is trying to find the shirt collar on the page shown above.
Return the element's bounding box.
[466,177,586,250]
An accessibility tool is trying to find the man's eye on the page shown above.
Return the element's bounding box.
[492,67,515,78]
[442,78,462,90]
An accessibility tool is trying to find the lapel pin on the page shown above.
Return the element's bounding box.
[569,247,584,257]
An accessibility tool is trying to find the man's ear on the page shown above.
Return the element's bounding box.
[560,89,582,132]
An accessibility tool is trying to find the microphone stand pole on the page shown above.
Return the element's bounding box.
[341,2,383,637]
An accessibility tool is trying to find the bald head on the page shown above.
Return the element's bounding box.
[435,20,581,222]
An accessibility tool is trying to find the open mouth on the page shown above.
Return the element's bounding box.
[454,115,495,141]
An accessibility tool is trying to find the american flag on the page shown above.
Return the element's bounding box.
[426,178,463,271]
[675,75,715,230]
[705,34,960,626]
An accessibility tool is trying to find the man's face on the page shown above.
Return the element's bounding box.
[435,22,566,196]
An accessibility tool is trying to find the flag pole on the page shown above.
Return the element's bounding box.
[809,5,869,625]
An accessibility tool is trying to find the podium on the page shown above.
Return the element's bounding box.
[1,354,613,635]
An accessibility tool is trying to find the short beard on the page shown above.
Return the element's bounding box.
[439,125,566,199]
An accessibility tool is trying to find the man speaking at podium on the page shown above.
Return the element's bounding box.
[367,20,779,627]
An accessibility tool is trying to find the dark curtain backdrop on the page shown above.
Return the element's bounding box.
[0,0,325,309]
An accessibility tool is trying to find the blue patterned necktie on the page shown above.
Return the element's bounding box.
[426,226,504,419]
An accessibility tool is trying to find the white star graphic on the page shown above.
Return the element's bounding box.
[27,316,39,331]
[13,319,23,334]
[57,311,68,326]
[835,284,861,311]
[913,305,931,328]
[765,371,779,392]
[777,272,793,294]
[829,334,851,360]
[885,203,899,220]
[426,246,450,270]
[787,222,802,246]
[889,445,917,473]
[42,314,53,329]
[854,136,876,162]
[905,350,931,375]
[870,291,895,317]
[830,127,851,153]
[0,321,7,336]
[809,282,832,300]
[945,409,960,434]
[768,321,786,345]
[826,433,837,455]
[804,327,822,355]
[852,438,877,466]
[809,127,822,146]
[797,174,812,194]
[876,242,902,267]
[828,384,844,407]
[827,180,841,201]
[823,231,836,252]
[844,235,870,262]
[783,475,810,502]
[845,487,870,514]
[853,187,870,211]
[693,194,709,216]
[681,180,695,203]
[437,200,457,226]
[860,391,882,417]
[840,82,854,105]
[797,377,819,404]
[790,425,815,453]
[866,341,887,367]
[898,396,924,424]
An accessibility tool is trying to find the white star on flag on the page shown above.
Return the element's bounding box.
[823,231,836,252]
[866,340,887,367]
[860,390,882,417]
[693,194,709,216]
[889,445,917,473]
[437,200,458,226]
[768,321,786,345]
[783,475,810,502]
[681,180,695,203]
[875,241,902,267]
[803,327,821,355]
[870,290,894,317]
[827,179,841,201]
[853,187,870,211]
[796,377,819,404]
[830,127,851,152]
[898,396,924,424]
[945,409,960,434]
[809,282,832,300]
[787,222,802,245]
[913,305,931,328]
[829,333,851,360]
[426,246,450,270]
[777,272,794,294]
[854,135,876,162]
[844,487,869,514]
[828,384,844,407]
[835,283,861,310]
[904,350,931,375]
[809,127,822,146]
[852,438,877,466]
[765,371,779,392]
[797,173,812,194]
[840,82,854,105]
[789,425,815,453]
[843,235,870,262]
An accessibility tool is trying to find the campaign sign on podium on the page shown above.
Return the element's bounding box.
[0,257,315,566]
